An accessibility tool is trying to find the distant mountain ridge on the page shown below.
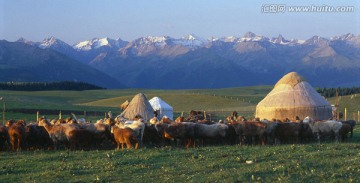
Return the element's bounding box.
[7,32,360,89]
[0,40,125,89]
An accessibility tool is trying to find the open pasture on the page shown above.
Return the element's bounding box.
[0,86,272,122]
[1,135,360,182]
[0,87,359,182]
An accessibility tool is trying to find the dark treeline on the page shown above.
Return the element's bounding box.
[317,87,360,98]
[0,81,105,91]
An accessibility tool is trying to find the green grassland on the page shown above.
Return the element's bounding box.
[0,86,272,122]
[1,134,360,182]
[1,85,360,122]
[0,87,360,182]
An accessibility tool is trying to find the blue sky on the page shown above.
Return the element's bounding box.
[1,0,359,44]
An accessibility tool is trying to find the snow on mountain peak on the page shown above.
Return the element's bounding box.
[304,36,329,45]
[74,37,120,51]
[240,32,268,42]
[16,37,36,45]
[270,34,291,45]
[173,34,208,48]
[145,36,168,43]
[219,36,239,43]
[39,36,68,49]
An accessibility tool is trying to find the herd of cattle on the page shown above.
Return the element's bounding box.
[0,111,357,151]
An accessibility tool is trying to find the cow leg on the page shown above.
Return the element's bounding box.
[125,139,133,149]
[10,137,15,151]
[135,142,139,149]
[335,132,339,143]
[316,133,320,144]
[17,138,22,151]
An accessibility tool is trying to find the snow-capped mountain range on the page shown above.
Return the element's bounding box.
[4,32,360,89]
[17,32,360,56]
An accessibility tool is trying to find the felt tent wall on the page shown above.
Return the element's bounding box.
[120,93,154,121]
[255,72,332,121]
[149,97,174,120]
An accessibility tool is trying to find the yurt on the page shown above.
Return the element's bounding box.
[120,93,154,122]
[149,97,174,120]
[255,72,332,121]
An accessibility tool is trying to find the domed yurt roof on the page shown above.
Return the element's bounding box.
[255,72,332,121]
[120,93,154,122]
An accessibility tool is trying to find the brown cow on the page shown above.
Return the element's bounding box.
[38,117,79,149]
[339,123,351,142]
[174,116,184,123]
[113,125,139,149]
[0,125,9,151]
[111,126,138,150]
[341,120,356,138]
[233,121,267,145]
[157,122,197,148]
[25,123,53,150]
[68,128,95,150]
[275,122,300,144]
[8,120,27,151]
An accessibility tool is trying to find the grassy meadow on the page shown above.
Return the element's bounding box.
[0,86,273,122]
[0,86,360,182]
[1,85,360,122]
[1,136,360,182]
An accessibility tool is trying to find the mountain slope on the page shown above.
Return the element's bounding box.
[0,41,125,89]
[11,33,360,88]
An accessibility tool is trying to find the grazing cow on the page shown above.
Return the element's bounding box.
[25,123,53,150]
[78,121,112,148]
[299,122,314,143]
[160,116,172,124]
[303,116,343,143]
[149,117,159,125]
[174,116,184,123]
[156,122,197,148]
[143,124,163,147]
[38,117,79,149]
[274,122,300,144]
[339,123,351,142]
[233,121,267,145]
[116,119,145,146]
[68,128,95,150]
[0,125,9,151]
[7,120,27,151]
[226,124,238,145]
[263,121,279,145]
[341,120,356,138]
[111,126,138,150]
[195,123,228,146]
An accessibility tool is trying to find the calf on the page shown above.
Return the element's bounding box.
[8,120,26,151]
[111,126,138,150]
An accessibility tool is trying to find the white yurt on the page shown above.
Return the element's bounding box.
[148,97,174,120]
